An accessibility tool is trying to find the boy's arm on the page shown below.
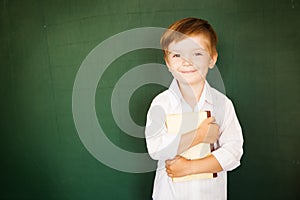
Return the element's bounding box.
[210,100,243,171]
[166,154,222,178]
[177,117,220,155]
[145,100,181,161]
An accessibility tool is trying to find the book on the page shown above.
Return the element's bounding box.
[166,111,216,182]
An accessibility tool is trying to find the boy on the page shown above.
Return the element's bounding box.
[145,17,243,200]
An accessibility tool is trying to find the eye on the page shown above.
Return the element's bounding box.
[193,52,203,56]
[172,53,181,58]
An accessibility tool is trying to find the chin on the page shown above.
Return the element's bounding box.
[177,77,204,86]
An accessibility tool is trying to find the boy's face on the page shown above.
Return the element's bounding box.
[165,35,217,86]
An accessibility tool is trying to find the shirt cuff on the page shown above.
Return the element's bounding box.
[211,148,241,171]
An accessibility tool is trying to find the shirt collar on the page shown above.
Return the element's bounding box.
[169,79,214,109]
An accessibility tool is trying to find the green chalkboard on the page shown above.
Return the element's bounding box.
[1,0,299,199]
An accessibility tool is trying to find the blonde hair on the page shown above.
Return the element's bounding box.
[160,17,218,57]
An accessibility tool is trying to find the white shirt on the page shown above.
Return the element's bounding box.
[145,79,244,200]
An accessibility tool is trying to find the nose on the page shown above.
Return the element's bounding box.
[181,56,193,66]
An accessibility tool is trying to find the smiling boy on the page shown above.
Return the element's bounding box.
[145,18,244,199]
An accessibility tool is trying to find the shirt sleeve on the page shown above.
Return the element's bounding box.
[145,97,180,161]
[211,99,244,171]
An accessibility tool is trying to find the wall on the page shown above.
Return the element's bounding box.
[1,0,299,199]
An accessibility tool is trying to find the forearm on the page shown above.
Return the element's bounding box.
[165,154,223,178]
[190,154,223,174]
[177,129,202,154]
[177,118,219,154]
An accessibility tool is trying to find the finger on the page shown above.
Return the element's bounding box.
[166,169,173,176]
[167,168,173,173]
[166,159,175,168]
[211,124,220,136]
[165,159,171,165]
[209,132,220,143]
[168,156,180,165]
[210,123,219,129]
[169,156,181,165]
[203,116,216,124]
[208,116,216,124]
[165,165,169,170]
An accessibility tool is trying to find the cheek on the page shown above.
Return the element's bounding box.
[166,62,180,71]
[195,59,211,69]
[165,59,174,69]
[168,68,180,79]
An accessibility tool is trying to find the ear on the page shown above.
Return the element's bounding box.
[209,52,218,69]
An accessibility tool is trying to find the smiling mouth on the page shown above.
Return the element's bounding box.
[180,69,197,73]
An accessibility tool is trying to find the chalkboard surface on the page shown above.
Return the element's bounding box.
[1,0,299,199]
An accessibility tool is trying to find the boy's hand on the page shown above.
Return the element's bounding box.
[165,156,191,178]
[197,117,220,143]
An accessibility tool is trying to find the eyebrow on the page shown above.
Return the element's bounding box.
[168,47,207,53]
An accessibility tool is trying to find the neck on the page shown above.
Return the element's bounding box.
[178,80,205,109]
